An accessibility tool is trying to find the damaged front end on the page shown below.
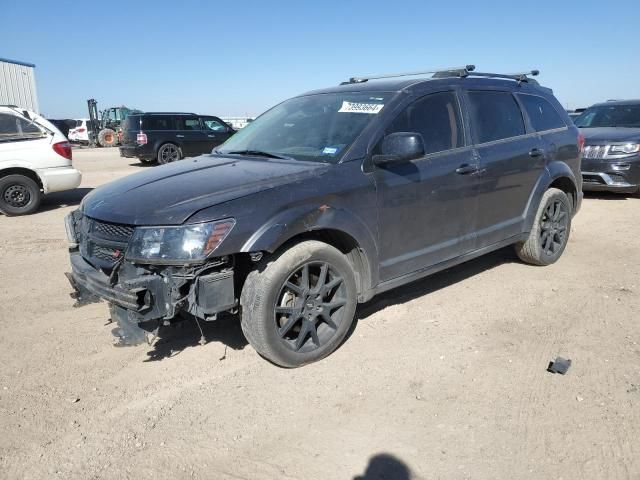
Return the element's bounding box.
[64,210,238,345]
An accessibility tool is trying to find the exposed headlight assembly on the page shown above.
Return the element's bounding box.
[126,219,235,264]
[608,143,640,155]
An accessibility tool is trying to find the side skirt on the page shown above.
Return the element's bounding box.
[362,233,528,302]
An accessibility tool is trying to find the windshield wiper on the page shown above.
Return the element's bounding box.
[225,149,290,160]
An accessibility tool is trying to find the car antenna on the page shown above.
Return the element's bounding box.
[341,65,476,85]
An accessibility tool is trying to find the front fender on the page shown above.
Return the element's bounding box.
[241,203,379,291]
[523,161,579,231]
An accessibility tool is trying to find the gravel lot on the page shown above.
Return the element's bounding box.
[1,148,639,480]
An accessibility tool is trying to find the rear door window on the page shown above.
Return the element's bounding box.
[143,116,174,130]
[176,116,201,131]
[381,91,464,155]
[518,94,566,132]
[0,113,43,141]
[467,91,526,144]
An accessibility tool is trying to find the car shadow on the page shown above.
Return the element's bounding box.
[354,246,517,324]
[39,187,93,212]
[583,191,637,201]
[144,312,248,362]
[142,246,516,363]
[129,161,155,168]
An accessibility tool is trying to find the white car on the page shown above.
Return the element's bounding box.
[68,118,91,143]
[0,106,82,216]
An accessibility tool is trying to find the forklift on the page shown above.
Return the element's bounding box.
[87,99,142,147]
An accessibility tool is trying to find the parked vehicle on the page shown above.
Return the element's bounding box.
[574,99,640,194]
[119,112,235,164]
[47,119,76,138]
[567,108,586,122]
[65,66,582,367]
[68,119,92,143]
[0,106,81,215]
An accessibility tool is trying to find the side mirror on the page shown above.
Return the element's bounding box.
[372,132,425,165]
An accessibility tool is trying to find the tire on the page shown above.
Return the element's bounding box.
[157,143,181,165]
[0,174,42,216]
[240,240,358,368]
[97,128,117,147]
[515,188,571,266]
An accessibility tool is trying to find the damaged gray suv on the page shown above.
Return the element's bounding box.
[66,66,582,367]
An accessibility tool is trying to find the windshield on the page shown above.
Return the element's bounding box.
[216,92,392,163]
[574,104,640,128]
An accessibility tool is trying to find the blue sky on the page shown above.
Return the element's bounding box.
[2,0,639,118]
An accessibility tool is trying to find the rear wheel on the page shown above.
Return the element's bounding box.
[515,188,571,266]
[157,143,181,164]
[0,174,42,216]
[240,240,358,367]
[98,128,118,147]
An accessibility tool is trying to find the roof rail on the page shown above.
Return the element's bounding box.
[341,65,476,85]
[464,70,540,85]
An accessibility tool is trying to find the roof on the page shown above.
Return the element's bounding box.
[592,99,640,107]
[130,112,197,116]
[0,57,36,68]
[302,75,550,96]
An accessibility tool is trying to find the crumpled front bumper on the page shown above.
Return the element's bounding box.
[66,251,237,345]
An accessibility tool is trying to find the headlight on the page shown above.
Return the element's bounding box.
[64,212,79,248]
[126,219,235,264]
[609,143,640,155]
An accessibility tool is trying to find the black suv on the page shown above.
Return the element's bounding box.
[66,66,582,367]
[574,100,640,194]
[119,112,235,164]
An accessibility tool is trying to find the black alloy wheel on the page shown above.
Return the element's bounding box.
[274,262,348,353]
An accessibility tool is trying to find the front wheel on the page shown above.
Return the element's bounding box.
[240,240,358,367]
[0,174,42,216]
[515,188,572,266]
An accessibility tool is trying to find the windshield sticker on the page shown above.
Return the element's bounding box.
[338,101,384,114]
[322,146,340,155]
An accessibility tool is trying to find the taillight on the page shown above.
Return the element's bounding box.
[137,132,148,145]
[77,128,86,133]
[578,133,585,154]
[52,141,72,160]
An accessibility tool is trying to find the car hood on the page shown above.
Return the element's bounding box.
[81,155,329,225]
[579,127,640,144]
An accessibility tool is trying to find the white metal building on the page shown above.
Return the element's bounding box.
[0,57,39,112]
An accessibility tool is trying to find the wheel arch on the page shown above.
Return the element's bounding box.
[524,163,579,231]
[241,206,378,301]
[0,167,44,190]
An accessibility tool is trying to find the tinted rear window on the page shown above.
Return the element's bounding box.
[467,91,525,144]
[143,116,174,130]
[123,116,141,130]
[518,94,565,132]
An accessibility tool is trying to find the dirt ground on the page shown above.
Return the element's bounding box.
[1,148,639,480]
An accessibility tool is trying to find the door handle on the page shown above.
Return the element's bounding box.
[529,148,544,158]
[176,134,185,138]
[455,164,479,175]
[207,135,216,138]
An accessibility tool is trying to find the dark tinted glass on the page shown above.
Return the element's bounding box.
[0,113,43,140]
[123,116,141,131]
[574,104,640,128]
[468,91,525,143]
[176,117,200,130]
[143,116,174,130]
[384,91,464,154]
[518,94,565,131]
